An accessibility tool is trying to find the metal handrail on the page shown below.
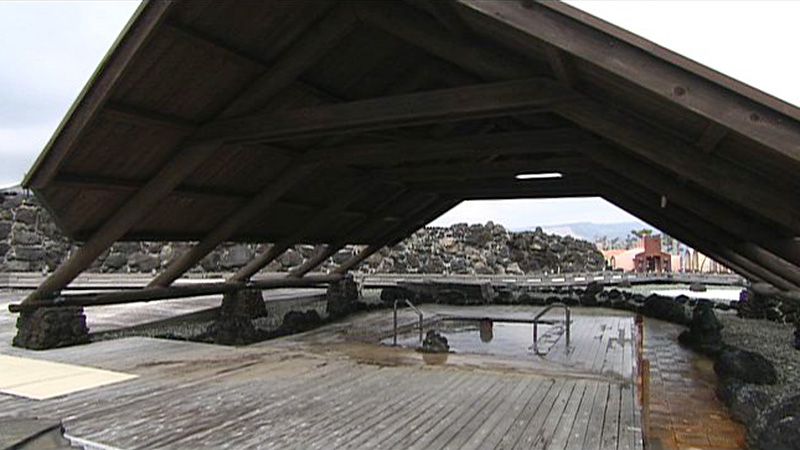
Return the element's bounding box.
[532,302,571,348]
[393,299,424,346]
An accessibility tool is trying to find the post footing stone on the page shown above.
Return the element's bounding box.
[13,306,90,350]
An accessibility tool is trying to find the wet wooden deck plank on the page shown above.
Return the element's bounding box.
[442,375,533,450]
[565,380,600,450]
[1,305,644,450]
[548,379,589,450]
[460,375,546,450]
[601,383,622,450]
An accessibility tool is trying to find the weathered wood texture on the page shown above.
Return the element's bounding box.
[17,0,800,293]
[0,300,641,450]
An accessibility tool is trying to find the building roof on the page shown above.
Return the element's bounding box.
[21,0,800,290]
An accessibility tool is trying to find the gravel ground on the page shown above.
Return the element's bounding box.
[718,311,800,402]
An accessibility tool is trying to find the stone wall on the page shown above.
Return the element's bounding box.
[0,190,605,276]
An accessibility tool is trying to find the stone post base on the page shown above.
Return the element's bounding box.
[211,289,268,345]
[326,274,360,319]
[13,306,90,350]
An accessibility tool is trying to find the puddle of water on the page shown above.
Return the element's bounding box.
[383,320,562,359]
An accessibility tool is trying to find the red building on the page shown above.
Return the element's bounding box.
[633,236,672,273]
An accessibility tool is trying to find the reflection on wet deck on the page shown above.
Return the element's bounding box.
[644,319,746,450]
[1,298,645,449]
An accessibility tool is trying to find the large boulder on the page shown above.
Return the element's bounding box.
[714,347,778,385]
[749,394,800,450]
[641,294,691,325]
[678,302,725,355]
[717,383,772,424]
[421,330,449,353]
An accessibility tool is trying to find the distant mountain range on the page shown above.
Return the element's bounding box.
[513,221,653,241]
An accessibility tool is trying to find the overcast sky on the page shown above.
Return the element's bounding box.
[1,1,797,228]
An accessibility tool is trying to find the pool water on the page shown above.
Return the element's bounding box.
[384,320,566,359]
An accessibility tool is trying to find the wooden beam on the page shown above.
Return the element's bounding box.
[11,274,343,312]
[394,0,800,233]
[405,0,470,37]
[50,173,370,220]
[161,20,264,71]
[598,173,800,287]
[194,78,579,144]
[148,162,319,287]
[591,161,800,265]
[544,46,576,87]
[306,128,597,165]
[288,244,342,278]
[458,0,800,164]
[24,141,223,302]
[357,0,543,81]
[555,100,800,233]
[219,4,358,118]
[599,185,798,289]
[24,1,173,188]
[102,103,198,134]
[377,156,588,181]
[695,122,729,152]
[228,178,384,281]
[333,197,460,274]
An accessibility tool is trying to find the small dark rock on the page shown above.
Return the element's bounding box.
[421,330,449,353]
[714,347,778,385]
[281,310,323,334]
[690,282,707,292]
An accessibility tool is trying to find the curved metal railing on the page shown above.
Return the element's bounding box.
[532,302,571,349]
[393,299,424,346]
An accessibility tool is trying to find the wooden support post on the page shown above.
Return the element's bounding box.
[149,162,318,287]
[24,141,222,302]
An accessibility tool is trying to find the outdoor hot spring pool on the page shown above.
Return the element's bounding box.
[382,319,565,359]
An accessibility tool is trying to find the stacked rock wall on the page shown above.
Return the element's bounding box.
[1,191,605,276]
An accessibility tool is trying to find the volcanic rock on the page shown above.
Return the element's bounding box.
[714,347,777,385]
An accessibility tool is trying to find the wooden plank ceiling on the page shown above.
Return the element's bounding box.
[22,0,800,289]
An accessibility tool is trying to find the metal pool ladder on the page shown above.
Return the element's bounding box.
[393,299,424,346]
[532,303,571,350]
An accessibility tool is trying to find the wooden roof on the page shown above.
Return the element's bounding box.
[22,0,800,289]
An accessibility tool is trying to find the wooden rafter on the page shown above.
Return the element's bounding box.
[458,0,800,164]
[194,78,578,143]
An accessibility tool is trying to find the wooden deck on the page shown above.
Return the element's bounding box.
[1,293,642,449]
